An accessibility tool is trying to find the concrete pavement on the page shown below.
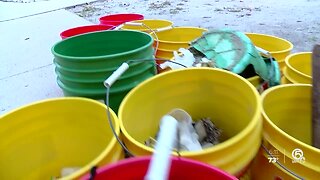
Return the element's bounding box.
[1,5,94,115]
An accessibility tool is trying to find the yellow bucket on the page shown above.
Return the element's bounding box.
[118,68,262,178]
[152,27,208,51]
[155,48,175,60]
[121,19,173,32]
[0,98,123,180]
[284,52,312,84]
[245,33,293,70]
[246,76,263,89]
[282,67,297,84]
[281,74,292,84]
[252,84,320,179]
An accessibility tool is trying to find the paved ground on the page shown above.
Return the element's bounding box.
[69,0,320,52]
[0,1,95,115]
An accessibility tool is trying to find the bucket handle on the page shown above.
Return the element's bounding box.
[152,25,173,33]
[121,22,173,33]
[114,22,173,56]
[261,143,304,180]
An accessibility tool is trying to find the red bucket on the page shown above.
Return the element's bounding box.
[60,25,114,39]
[81,156,237,180]
[99,13,144,26]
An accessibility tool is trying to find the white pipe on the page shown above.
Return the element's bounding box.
[144,115,178,180]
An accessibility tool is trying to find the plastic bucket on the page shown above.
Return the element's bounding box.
[0,98,123,180]
[52,30,156,112]
[118,68,262,178]
[251,84,320,179]
[281,74,292,84]
[56,81,132,113]
[52,30,154,71]
[121,19,173,32]
[284,52,312,84]
[245,33,293,70]
[282,67,296,84]
[155,48,175,60]
[60,25,114,39]
[55,64,155,86]
[99,13,144,26]
[152,27,208,51]
[54,59,154,82]
[81,156,237,180]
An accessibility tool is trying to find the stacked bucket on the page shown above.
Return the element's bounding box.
[117,19,208,63]
[282,52,312,84]
[245,34,318,179]
[53,30,156,112]
[154,27,208,61]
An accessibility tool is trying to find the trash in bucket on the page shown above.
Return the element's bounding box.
[159,29,281,91]
[245,33,293,70]
[118,68,262,178]
[145,109,223,151]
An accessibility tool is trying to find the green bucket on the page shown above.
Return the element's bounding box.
[54,59,155,82]
[52,30,155,70]
[52,30,156,112]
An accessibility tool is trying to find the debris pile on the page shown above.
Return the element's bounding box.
[145,109,222,152]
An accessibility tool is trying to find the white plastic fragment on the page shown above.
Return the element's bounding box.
[169,109,202,151]
[159,48,196,70]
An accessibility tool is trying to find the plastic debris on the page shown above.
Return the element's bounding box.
[194,117,222,146]
[145,109,222,151]
[169,109,202,151]
[159,48,195,70]
[189,29,281,87]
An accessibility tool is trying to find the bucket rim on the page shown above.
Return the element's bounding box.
[60,24,114,39]
[156,48,174,52]
[124,19,173,23]
[118,67,262,156]
[285,52,312,80]
[245,32,294,54]
[261,84,320,153]
[153,26,208,44]
[282,67,298,83]
[121,19,174,31]
[0,97,120,180]
[80,155,237,180]
[52,30,154,61]
[99,13,144,22]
